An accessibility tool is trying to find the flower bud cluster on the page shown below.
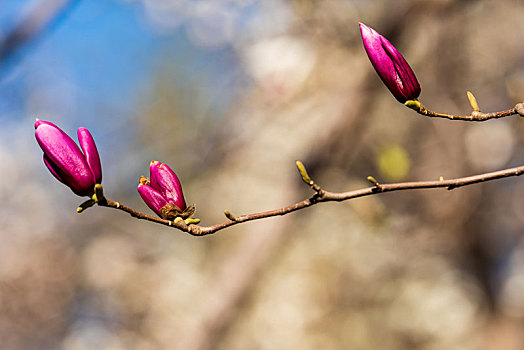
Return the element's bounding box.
[35,120,190,219]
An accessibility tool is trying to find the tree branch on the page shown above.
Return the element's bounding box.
[93,162,524,236]
[404,94,524,121]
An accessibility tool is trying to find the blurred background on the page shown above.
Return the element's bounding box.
[2,0,524,349]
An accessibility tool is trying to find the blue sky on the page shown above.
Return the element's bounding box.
[0,0,252,190]
[0,0,244,130]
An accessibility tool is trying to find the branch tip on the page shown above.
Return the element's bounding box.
[185,218,200,225]
[404,99,421,111]
[367,176,381,188]
[296,160,313,185]
[466,91,480,112]
[224,210,237,221]
[92,184,105,203]
[77,199,96,213]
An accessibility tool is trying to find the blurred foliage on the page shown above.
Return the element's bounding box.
[377,144,410,181]
[2,0,524,349]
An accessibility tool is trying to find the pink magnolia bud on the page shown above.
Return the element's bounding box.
[35,120,102,196]
[359,23,420,103]
[78,127,102,184]
[137,179,169,216]
[149,161,186,211]
[137,161,187,219]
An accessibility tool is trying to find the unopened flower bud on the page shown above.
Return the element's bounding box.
[35,120,102,196]
[359,23,421,103]
[137,161,188,219]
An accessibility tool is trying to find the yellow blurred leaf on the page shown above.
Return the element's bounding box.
[377,144,410,181]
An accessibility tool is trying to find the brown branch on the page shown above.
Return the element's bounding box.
[405,95,524,121]
[416,104,518,121]
[94,162,524,237]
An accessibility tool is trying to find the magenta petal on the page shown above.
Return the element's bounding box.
[35,121,95,196]
[43,154,66,184]
[138,183,168,217]
[359,23,420,103]
[150,161,186,211]
[77,127,102,184]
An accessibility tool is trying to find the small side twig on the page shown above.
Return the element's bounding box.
[90,161,524,236]
[224,210,238,222]
[404,93,524,121]
[366,176,382,192]
[295,160,323,196]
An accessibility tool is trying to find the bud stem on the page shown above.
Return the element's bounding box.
[77,199,96,213]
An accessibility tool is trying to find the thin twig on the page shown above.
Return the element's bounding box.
[417,104,518,121]
[405,98,524,121]
[95,163,524,236]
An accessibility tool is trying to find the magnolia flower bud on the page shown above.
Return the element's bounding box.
[149,161,186,211]
[35,120,102,196]
[138,161,188,220]
[359,22,421,103]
